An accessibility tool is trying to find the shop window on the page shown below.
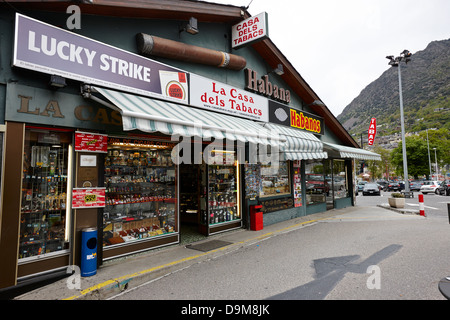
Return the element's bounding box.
[260,161,290,197]
[305,160,326,205]
[103,139,177,247]
[333,160,348,199]
[19,129,72,259]
[206,151,240,225]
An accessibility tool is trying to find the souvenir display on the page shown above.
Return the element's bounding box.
[103,144,176,246]
[244,164,261,199]
[19,130,70,259]
[293,160,302,207]
[207,165,239,225]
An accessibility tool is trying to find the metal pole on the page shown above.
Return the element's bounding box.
[434,148,438,179]
[426,129,432,179]
[398,63,410,192]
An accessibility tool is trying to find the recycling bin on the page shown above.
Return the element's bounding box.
[81,227,97,277]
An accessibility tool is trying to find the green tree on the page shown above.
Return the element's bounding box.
[390,136,442,179]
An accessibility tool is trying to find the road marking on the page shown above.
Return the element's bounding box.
[406,203,439,210]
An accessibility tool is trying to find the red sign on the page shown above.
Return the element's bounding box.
[75,131,108,153]
[368,118,377,145]
[72,188,106,209]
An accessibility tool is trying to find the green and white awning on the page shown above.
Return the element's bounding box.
[87,86,285,146]
[323,142,382,161]
[260,123,328,160]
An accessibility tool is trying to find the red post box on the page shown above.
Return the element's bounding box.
[250,205,263,231]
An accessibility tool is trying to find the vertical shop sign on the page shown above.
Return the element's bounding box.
[74,131,108,153]
[368,118,376,145]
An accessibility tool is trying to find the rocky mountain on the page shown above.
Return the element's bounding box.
[337,38,450,140]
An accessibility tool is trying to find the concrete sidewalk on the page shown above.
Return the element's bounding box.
[14,205,423,300]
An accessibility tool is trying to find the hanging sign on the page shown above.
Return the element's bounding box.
[231,12,269,49]
[368,118,377,145]
[72,188,106,209]
[75,131,108,153]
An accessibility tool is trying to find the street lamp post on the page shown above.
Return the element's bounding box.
[433,147,438,179]
[386,50,412,195]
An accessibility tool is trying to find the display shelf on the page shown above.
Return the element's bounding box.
[19,131,70,260]
[103,147,177,247]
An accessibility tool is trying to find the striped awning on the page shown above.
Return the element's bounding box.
[323,142,382,161]
[260,123,328,160]
[89,86,285,146]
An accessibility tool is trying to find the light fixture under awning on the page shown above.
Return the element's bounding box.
[260,123,328,160]
[322,142,382,161]
[83,86,285,146]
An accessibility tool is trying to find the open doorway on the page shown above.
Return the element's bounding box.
[179,164,207,244]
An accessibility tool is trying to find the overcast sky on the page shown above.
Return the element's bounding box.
[211,0,450,117]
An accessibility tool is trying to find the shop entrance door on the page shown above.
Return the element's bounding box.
[179,164,208,241]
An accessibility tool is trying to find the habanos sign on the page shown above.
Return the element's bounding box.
[368,118,377,145]
[190,74,268,121]
[231,12,269,49]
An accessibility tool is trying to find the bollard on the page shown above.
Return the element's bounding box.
[418,194,425,217]
[447,203,450,224]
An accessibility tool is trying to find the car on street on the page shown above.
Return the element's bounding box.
[362,183,381,196]
[409,181,423,191]
[436,180,450,196]
[357,181,367,192]
[386,181,401,192]
[376,180,388,190]
[420,181,440,194]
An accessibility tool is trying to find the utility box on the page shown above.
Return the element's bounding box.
[250,205,263,231]
[80,227,98,277]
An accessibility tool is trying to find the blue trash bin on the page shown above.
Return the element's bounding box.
[81,227,97,277]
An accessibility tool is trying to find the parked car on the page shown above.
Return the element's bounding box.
[409,181,423,191]
[363,183,381,196]
[420,181,440,194]
[436,180,450,196]
[377,181,388,190]
[386,182,401,192]
[357,181,367,192]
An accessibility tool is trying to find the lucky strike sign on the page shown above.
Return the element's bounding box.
[190,74,268,121]
[13,13,189,104]
[232,12,269,49]
[368,118,377,145]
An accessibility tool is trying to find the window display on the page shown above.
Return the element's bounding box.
[260,161,290,197]
[305,160,326,205]
[293,160,302,207]
[19,129,71,259]
[103,140,177,247]
[332,160,348,199]
[206,151,240,225]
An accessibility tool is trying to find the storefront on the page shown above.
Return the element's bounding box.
[0,2,380,290]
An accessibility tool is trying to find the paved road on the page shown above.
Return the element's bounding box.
[357,190,450,219]
[111,201,450,301]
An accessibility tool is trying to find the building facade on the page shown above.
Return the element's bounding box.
[0,0,380,290]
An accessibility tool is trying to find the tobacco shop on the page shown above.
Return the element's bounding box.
[0,1,380,290]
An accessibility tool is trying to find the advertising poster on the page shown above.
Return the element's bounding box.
[74,131,108,153]
[72,188,106,209]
